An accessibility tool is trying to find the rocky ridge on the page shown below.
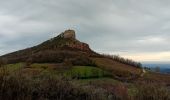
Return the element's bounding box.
[57,29,91,52]
[0,29,95,64]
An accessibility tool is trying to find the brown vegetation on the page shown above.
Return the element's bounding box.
[135,82,170,100]
[102,54,142,68]
[0,62,169,100]
[0,68,105,100]
[92,57,142,80]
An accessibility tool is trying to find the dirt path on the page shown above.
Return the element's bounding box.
[140,68,146,77]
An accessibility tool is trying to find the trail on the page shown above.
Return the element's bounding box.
[140,68,146,77]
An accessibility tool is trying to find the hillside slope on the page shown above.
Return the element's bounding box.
[90,57,143,81]
[0,30,170,100]
[0,30,98,64]
[0,29,144,80]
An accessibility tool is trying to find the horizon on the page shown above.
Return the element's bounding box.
[1,0,170,63]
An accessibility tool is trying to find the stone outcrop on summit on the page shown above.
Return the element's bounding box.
[58,29,91,52]
[59,30,76,39]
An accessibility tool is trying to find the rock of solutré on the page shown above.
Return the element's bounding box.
[59,29,76,39]
[0,29,95,64]
[58,29,91,52]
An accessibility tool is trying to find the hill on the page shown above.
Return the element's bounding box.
[0,29,143,79]
[0,30,98,64]
[0,29,170,100]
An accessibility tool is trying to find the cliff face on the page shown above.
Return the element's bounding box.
[66,42,91,51]
[57,29,91,52]
[59,30,76,39]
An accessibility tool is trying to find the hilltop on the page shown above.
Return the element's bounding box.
[0,29,97,64]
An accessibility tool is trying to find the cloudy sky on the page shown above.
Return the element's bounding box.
[0,0,170,63]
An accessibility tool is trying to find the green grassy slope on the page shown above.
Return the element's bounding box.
[64,66,112,79]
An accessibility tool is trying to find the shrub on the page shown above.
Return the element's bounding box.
[106,84,130,100]
[0,76,32,100]
[135,83,170,100]
[102,54,142,68]
[71,56,96,66]
[37,76,94,100]
[0,70,105,100]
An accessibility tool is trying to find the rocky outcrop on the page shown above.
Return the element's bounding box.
[66,42,91,51]
[0,29,95,64]
[59,30,76,39]
[58,29,92,52]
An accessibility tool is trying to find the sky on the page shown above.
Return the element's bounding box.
[0,0,170,63]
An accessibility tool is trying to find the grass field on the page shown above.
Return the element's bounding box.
[3,63,113,79]
[64,66,112,79]
[92,58,142,78]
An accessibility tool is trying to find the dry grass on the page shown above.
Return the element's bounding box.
[92,58,142,79]
[138,71,170,84]
[135,82,170,100]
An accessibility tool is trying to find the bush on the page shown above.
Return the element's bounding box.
[0,69,105,100]
[102,54,142,68]
[105,84,130,100]
[71,56,96,66]
[135,83,170,100]
[0,71,32,100]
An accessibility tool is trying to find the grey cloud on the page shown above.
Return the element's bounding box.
[0,0,170,62]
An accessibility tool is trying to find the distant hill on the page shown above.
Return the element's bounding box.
[143,64,170,74]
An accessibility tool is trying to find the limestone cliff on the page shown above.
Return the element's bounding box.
[59,30,76,39]
[56,29,91,52]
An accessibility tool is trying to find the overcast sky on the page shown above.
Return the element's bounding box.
[0,0,170,63]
